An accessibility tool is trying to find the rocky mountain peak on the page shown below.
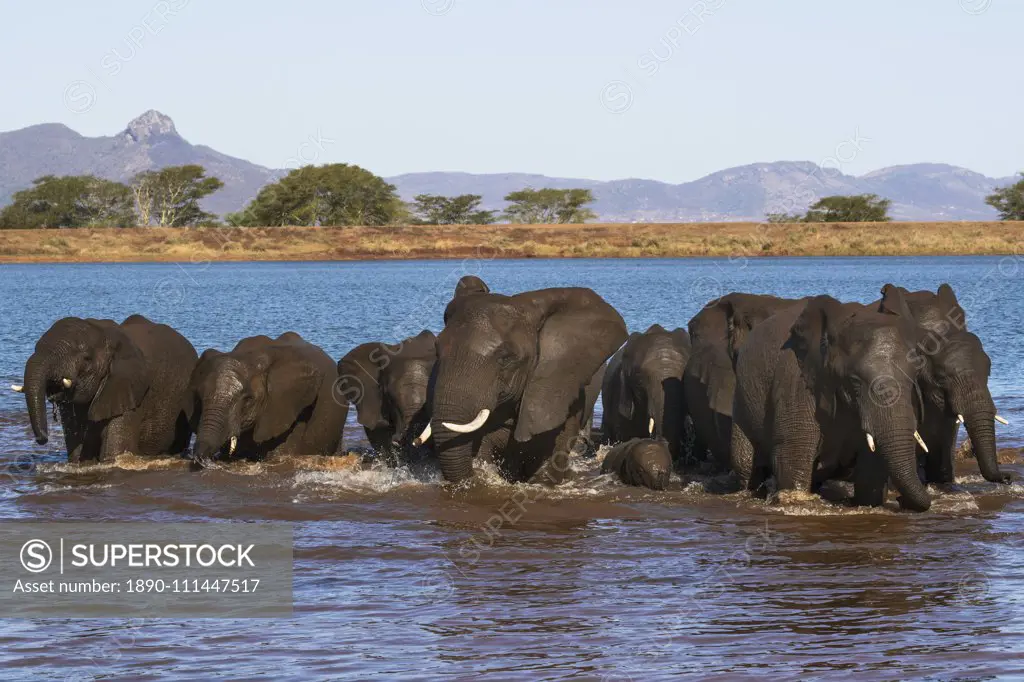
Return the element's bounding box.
[122,110,178,143]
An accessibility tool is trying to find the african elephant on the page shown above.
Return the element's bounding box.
[427,285,627,483]
[188,332,346,465]
[683,293,801,470]
[16,315,197,463]
[875,283,1008,485]
[601,438,673,490]
[337,330,437,463]
[602,324,690,460]
[731,294,933,511]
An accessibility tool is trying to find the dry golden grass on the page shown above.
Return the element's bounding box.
[0,221,1021,262]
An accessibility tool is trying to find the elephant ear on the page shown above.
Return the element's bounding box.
[88,326,150,422]
[610,341,638,423]
[937,283,967,330]
[337,343,388,430]
[725,300,756,367]
[878,284,914,319]
[514,289,628,442]
[253,358,323,444]
[789,296,851,418]
[704,347,736,417]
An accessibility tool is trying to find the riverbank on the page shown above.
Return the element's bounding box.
[0,221,1021,262]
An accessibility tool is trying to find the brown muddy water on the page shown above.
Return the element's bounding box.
[2,259,1024,680]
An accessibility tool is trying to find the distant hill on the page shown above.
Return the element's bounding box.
[0,110,280,218]
[0,111,1014,222]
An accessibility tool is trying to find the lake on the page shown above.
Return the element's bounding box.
[1,256,1023,680]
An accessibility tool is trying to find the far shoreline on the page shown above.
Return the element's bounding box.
[0,221,1020,264]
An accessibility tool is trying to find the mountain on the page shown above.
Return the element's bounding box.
[0,111,1015,222]
[388,162,1014,222]
[0,110,280,217]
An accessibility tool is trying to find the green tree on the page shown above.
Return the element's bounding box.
[985,174,1024,220]
[503,188,597,224]
[803,194,891,222]
[764,212,806,223]
[412,194,497,224]
[131,165,224,227]
[231,164,402,226]
[0,175,136,229]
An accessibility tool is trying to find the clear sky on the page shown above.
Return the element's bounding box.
[1,0,1021,182]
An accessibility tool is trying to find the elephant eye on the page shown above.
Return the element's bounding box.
[496,346,518,368]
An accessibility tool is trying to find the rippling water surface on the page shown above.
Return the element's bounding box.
[1,257,1023,681]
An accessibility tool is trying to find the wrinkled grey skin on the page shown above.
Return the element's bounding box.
[602,324,691,461]
[602,438,673,490]
[731,294,932,511]
[189,332,346,466]
[22,315,197,463]
[874,283,1007,485]
[581,364,605,448]
[337,330,437,464]
[430,284,627,483]
[683,293,801,470]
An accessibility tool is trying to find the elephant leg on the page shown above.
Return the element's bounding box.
[852,450,889,507]
[768,377,819,493]
[58,402,89,463]
[302,396,347,457]
[729,421,754,485]
[710,412,734,472]
[98,414,139,463]
[923,419,958,485]
[524,416,580,484]
[772,438,817,493]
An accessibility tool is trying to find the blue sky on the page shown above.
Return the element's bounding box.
[1,0,1020,181]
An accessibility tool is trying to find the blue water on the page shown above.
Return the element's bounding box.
[1,257,1023,680]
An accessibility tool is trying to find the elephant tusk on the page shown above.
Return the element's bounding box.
[10,384,23,393]
[957,414,964,424]
[413,422,432,446]
[229,436,237,456]
[866,433,876,453]
[648,417,655,435]
[914,431,929,453]
[62,378,73,388]
[442,409,490,434]
[995,415,1009,425]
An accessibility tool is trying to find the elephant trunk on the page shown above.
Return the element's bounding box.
[24,353,52,445]
[430,357,497,482]
[195,404,232,461]
[433,434,476,482]
[964,411,1003,483]
[645,384,665,438]
[876,428,932,512]
[950,379,1005,483]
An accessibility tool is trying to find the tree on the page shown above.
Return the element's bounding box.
[412,194,497,225]
[231,164,402,226]
[131,165,224,227]
[985,174,1024,220]
[803,194,891,222]
[0,175,136,229]
[764,212,806,223]
[503,188,597,224]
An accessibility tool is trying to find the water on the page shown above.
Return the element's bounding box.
[1,256,1023,680]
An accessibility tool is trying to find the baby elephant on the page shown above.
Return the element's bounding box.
[337,330,437,463]
[16,315,198,463]
[188,332,346,465]
[601,438,673,490]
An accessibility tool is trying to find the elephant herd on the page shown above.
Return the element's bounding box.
[11,276,1009,512]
